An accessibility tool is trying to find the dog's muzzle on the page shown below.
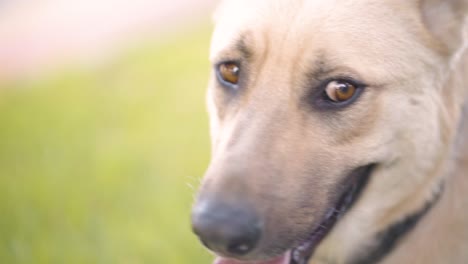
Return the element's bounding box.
[191,164,375,264]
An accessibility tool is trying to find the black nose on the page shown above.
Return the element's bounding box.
[191,200,262,257]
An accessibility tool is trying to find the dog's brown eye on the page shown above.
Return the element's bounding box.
[218,62,240,85]
[325,81,357,102]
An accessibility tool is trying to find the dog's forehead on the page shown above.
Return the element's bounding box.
[212,0,412,53]
[211,0,331,58]
[211,0,434,84]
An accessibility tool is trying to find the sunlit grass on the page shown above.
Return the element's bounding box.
[0,25,213,264]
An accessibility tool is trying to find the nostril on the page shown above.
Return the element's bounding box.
[227,240,255,256]
[225,224,261,255]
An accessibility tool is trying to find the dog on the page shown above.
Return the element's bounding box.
[191,0,468,263]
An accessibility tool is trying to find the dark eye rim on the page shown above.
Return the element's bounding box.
[215,61,241,90]
[313,77,367,110]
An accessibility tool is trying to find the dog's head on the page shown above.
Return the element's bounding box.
[192,0,467,263]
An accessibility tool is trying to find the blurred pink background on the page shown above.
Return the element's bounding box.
[0,0,217,80]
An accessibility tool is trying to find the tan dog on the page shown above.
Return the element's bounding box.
[191,0,468,263]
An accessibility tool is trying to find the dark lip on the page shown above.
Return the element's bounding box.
[289,164,376,264]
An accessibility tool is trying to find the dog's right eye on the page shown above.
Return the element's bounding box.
[325,80,357,102]
[217,62,240,87]
[310,78,366,110]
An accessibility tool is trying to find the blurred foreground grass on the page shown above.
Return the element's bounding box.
[0,26,213,263]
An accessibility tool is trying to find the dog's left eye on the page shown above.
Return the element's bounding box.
[324,80,357,102]
[217,62,240,86]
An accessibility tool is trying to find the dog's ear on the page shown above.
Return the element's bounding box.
[421,0,468,54]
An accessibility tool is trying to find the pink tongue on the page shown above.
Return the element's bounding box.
[213,252,290,264]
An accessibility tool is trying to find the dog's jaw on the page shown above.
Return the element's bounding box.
[289,165,375,264]
[210,165,374,264]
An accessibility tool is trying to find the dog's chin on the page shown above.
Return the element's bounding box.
[212,164,375,264]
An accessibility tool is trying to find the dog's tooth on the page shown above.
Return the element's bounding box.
[293,249,301,262]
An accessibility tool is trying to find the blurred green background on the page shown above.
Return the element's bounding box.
[0,22,213,264]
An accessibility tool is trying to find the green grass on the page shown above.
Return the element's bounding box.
[0,25,213,264]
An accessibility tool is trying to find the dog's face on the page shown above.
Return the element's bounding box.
[192,0,464,263]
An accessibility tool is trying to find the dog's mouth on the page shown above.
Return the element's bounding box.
[213,164,375,264]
